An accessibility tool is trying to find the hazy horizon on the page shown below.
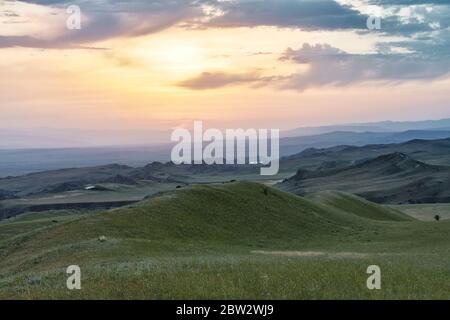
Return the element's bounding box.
[1,116,450,149]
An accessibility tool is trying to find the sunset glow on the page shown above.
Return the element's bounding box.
[1,0,450,144]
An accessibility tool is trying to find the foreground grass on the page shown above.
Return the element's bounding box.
[0,182,449,299]
[1,254,449,299]
[0,209,88,244]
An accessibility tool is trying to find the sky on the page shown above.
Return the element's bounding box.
[1,0,450,144]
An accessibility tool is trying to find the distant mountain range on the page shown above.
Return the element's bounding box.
[2,117,450,178]
[279,152,450,204]
[1,137,450,220]
[280,137,450,172]
[282,118,450,137]
[279,129,450,156]
[2,137,450,199]
[2,118,450,149]
[2,127,450,177]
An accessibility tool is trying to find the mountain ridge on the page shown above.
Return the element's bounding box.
[279,152,450,204]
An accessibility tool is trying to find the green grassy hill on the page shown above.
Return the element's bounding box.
[0,182,449,299]
[390,203,450,221]
[307,191,413,222]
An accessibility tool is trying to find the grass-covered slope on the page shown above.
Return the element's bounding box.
[0,182,449,299]
[308,191,413,222]
[390,203,450,221]
[0,182,367,265]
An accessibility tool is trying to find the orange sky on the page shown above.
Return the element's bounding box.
[1,0,450,140]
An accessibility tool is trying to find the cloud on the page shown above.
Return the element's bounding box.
[0,0,203,49]
[3,0,450,51]
[279,43,450,90]
[2,0,450,91]
[201,0,369,30]
[177,71,264,90]
[0,35,50,48]
[0,0,374,49]
[367,1,450,4]
[178,40,450,91]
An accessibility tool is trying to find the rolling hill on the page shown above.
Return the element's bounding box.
[307,191,413,221]
[1,182,449,299]
[280,152,450,204]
